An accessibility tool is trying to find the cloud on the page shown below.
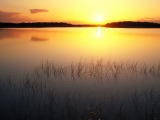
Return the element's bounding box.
[139,17,160,23]
[0,10,20,21]
[145,17,160,20]
[0,10,32,22]
[30,9,49,14]
[0,11,19,18]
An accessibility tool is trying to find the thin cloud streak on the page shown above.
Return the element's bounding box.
[0,10,20,21]
[30,9,49,14]
[0,10,32,22]
[139,17,160,23]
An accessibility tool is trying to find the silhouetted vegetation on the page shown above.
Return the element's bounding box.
[0,21,160,28]
[0,22,100,28]
[0,22,73,28]
[0,59,160,119]
[105,21,160,28]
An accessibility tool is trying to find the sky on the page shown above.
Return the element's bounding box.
[0,0,160,24]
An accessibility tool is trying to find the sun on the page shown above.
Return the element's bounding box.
[96,16,103,22]
[94,15,105,24]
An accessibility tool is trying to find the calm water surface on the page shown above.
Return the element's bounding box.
[0,27,160,75]
[0,28,160,119]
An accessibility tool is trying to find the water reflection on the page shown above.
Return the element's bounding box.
[0,28,160,75]
[0,28,160,119]
[31,36,49,41]
[97,27,101,37]
[0,29,23,40]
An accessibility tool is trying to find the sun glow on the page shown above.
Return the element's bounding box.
[96,16,103,22]
[94,15,106,24]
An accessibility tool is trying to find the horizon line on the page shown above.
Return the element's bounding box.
[0,20,160,25]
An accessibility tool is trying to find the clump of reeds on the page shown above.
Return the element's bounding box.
[33,59,160,81]
[1,59,160,120]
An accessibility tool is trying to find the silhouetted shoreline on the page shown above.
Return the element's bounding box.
[105,21,160,28]
[0,21,160,28]
[0,22,100,28]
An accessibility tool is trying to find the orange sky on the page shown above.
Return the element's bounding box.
[0,0,160,24]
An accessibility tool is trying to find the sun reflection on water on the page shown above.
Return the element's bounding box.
[0,28,160,66]
[97,27,101,37]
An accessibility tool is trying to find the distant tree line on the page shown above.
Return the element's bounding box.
[0,22,99,28]
[0,22,73,28]
[0,21,160,28]
[105,21,160,28]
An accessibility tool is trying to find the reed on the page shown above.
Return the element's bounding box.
[33,59,160,81]
[0,59,160,119]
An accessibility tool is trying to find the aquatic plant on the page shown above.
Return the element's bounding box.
[0,59,160,120]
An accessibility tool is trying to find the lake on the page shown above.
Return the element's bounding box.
[0,28,160,75]
[0,27,160,119]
